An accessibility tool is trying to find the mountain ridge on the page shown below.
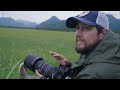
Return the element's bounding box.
[0,17,37,28]
[0,14,120,31]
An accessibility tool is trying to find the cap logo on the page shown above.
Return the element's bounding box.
[78,11,90,17]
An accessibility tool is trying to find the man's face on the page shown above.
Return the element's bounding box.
[75,22,102,54]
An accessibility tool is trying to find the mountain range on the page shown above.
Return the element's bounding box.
[0,17,37,28]
[0,14,120,31]
[36,16,67,30]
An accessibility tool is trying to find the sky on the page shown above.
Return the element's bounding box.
[0,11,120,24]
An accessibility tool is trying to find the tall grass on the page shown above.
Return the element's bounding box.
[0,27,80,79]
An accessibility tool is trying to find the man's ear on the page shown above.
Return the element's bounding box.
[102,29,109,35]
[99,29,109,40]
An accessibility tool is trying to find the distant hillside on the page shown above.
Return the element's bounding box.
[36,16,67,30]
[0,17,37,28]
[106,14,120,31]
[16,19,37,28]
[36,14,120,31]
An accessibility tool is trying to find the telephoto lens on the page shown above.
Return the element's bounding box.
[24,55,67,79]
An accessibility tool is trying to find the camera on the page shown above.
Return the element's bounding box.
[24,55,71,79]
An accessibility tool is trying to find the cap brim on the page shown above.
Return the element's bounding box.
[66,17,97,28]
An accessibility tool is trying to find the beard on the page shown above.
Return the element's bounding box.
[75,39,100,54]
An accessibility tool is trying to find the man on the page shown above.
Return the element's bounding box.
[19,11,120,79]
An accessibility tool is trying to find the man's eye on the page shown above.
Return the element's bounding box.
[84,26,90,29]
[83,26,92,30]
[76,26,80,30]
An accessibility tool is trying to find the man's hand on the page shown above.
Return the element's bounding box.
[35,70,43,77]
[35,70,49,79]
[50,51,68,65]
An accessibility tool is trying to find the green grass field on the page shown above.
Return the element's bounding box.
[0,27,80,79]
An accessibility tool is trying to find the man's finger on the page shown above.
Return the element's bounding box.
[35,70,43,77]
[52,54,61,57]
[50,51,58,55]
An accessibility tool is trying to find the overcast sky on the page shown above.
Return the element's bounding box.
[0,11,120,24]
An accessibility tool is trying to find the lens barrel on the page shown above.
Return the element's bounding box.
[24,54,43,72]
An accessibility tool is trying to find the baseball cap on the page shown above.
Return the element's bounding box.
[66,11,109,30]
